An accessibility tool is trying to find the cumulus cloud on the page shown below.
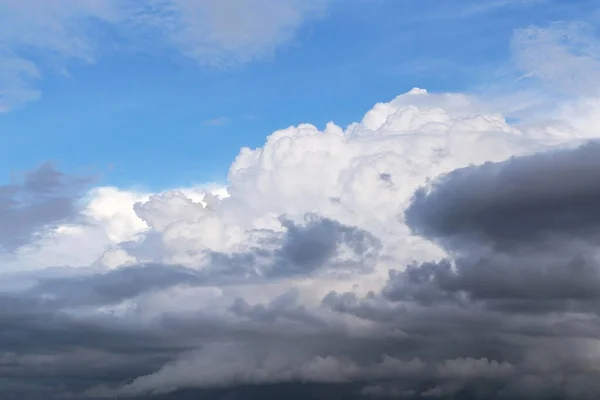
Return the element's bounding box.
[0,82,599,399]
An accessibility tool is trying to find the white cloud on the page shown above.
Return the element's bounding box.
[203,116,230,126]
[512,21,600,96]
[1,83,600,397]
[7,86,596,275]
[0,47,41,111]
[146,0,330,67]
[95,348,485,397]
[0,0,121,111]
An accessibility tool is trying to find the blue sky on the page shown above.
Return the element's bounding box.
[0,0,597,190]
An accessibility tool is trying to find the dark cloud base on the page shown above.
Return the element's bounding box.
[405,141,600,249]
[5,143,600,399]
[122,384,366,400]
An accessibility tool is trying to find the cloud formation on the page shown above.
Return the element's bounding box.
[2,11,600,395]
[0,81,599,399]
[406,141,600,249]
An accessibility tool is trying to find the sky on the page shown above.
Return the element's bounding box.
[0,0,596,188]
[2,0,600,399]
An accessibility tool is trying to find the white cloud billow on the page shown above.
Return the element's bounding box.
[1,82,600,397]
[8,83,598,272]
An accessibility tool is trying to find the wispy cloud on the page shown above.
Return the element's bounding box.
[0,0,121,111]
[512,21,600,96]
[203,116,230,126]
[0,0,332,111]
[137,0,330,67]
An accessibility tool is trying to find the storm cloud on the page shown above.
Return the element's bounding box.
[4,104,600,399]
[405,141,600,250]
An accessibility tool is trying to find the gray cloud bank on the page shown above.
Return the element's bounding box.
[405,141,600,249]
[3,141,600,398]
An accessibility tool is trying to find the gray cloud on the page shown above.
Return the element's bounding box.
[0,163,91,252]
[23,264,205,308]
[319,140,600,399]
[405,140,600,250]
[8,141,600,399]
[0,213,382,399]
[207,214,381,279]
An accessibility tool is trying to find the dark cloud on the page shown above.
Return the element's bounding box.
[382,255,600,313]
[400,140,600,313]
[405,141,600,250]
[0,163,91,252]
[208,213,381,278]
[7,143,600,399]
[24,264,205,308]
[321,141,600,399]
[275,214,381,276]
[0,214,382,399]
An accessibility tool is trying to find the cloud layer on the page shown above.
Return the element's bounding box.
[1,77,600,399]
[2,10,600,396]
[406,141,600,249]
